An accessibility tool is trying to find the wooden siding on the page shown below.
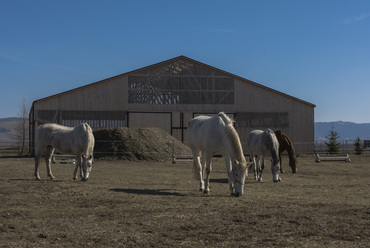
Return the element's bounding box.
[30,56,315,154]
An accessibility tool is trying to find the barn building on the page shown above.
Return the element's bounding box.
[29,56,315,154]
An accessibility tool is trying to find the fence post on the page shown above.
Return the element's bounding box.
[172,140,175,164]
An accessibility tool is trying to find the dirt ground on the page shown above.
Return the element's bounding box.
[0,155,369,247]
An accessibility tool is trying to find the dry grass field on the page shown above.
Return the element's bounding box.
[0,155,369,247]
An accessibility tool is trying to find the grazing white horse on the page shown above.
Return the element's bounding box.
[246,129,281,182]
[187,112,249,197]
[34,123,95,181]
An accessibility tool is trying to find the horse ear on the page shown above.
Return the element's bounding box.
[234,160,240,166]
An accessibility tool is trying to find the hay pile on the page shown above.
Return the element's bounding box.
[93,127,191,161]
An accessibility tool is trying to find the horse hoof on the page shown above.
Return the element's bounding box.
[35,178,41,181]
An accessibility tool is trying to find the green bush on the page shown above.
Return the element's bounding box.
[353,137,363,155]
[325,125,341,154]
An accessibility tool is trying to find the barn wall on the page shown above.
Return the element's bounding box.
[58,77,127,111]
[31,57,315,155]
[33,77,128,127]
[128,112,172,134]
[233,78,314,153]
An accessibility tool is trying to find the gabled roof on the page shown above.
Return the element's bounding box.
[32,55,315,107]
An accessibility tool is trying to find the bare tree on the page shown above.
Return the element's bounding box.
[12,98,29,156]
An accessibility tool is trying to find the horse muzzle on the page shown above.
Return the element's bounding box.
[273,177,281,183]
[234,188,244,197]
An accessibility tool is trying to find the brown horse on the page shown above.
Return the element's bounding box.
[274,130,298,173]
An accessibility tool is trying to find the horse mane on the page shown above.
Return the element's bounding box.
[217,112,233,126]
[79,123,94,155]
[266,129,279,163]
[219,113,245,163]
[275,130,297,161]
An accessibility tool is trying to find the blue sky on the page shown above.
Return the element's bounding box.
[1,0,369,123]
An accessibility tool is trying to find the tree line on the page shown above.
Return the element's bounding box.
[325,125,364,155]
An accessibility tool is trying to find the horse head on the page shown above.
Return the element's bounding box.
[232,160,248,197]
[289,157,298,173]
[81,154,93,181]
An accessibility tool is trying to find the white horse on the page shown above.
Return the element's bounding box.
[246,129,281,182]
[34,123,95,181]
[187,112,249,197]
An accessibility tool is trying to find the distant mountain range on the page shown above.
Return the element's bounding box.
[1,118,370,147]
[0,117,22,147]
[315,121,370,140]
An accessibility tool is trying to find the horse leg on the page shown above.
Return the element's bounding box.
[79,156,84,179]
[223,154,234,195]
[279,152,285,173]
[200,152,207,191]
[192,150,204,192]
[34,149,42,180]
[250,154,258,180]
[258,155,265,182]
[73,155,82,180]
[203,151,212,194]
[255,155,260,181]
[45,146,55,179]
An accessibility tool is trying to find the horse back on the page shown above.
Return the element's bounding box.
[36,123,94,155]
[187,114,228,151]
[247,129,278,156]
[246,130,264,150]
[37,123,72,143]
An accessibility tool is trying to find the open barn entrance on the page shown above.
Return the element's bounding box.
[127,112,190,143]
